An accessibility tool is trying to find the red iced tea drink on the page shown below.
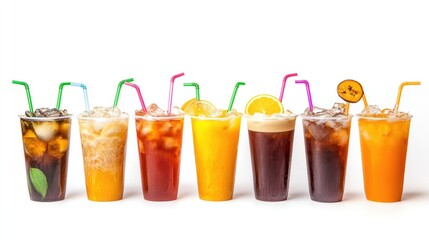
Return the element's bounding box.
[301,104,352,202]
[135,104,184,201]
[19,108,71,202]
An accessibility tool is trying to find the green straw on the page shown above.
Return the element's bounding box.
[227,82,245,111]
[183,82,200,100]
[56,82,90,113]
[113,78,134,107]
[12,80,34,112]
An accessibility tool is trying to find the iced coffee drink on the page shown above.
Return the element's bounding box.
[301,103,352,202]
[20,108,72,202]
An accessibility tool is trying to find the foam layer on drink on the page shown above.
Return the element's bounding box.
[247,112,296,132]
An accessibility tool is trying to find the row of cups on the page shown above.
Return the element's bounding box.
[19,108,412,203]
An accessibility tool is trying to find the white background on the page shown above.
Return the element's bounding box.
[1,0,428,239]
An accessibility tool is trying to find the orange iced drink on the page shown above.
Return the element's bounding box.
[78,107,129,201]
[182,99,242,201]
[358,108,412,202]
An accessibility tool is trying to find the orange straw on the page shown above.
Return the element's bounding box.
[393,81,421,113]
[362,94,369,114]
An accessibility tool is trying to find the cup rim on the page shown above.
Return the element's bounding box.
[300,114,353,121]
[77,114,129,121]
[189,112,243,120]
[245,113,298,119]
[356,113,413,121]
[19,115,73,121]
[134,114,185,120]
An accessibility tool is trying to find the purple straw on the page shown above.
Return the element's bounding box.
[167,72,185,114]
[295,80,313,111]
[124,82,147,113]
[279,73,298,102]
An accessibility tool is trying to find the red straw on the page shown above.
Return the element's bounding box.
[167,72,185,114]
[295,80,313,111]
[279,73,298,102]
[124,82,147,113]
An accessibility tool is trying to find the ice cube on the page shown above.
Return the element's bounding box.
[60,121,71,136]
[89,106,117,118]
[135,109,146,116]
[25,111,36,117]
[325,120,343,130]
[138,139,145,153]
[170,106,182,115]
[380,125,391,136]
[142,125,153,136]
[160,122,172,134]
[209,109,226,118]
[91,121,106,134]
[163,137,179,150]
[108,107,122,117]
[23,130,47,161]
[333,130,349,146]
[47,136,69,159]
[100,122,127,137]
[33,121,60,141]
[381,108,393,115]
[170,121,183,135]
[360,130,370,141]
[363,105,381,115]
[330,103,347,116]
[307,122,329,141]
[147,104,165,117]
[34,108,68,117]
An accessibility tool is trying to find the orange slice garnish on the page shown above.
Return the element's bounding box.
[245,94,284,115]
[181,98,217,116]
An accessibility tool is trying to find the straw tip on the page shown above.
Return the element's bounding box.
[295,80,308,84]
[173,73,185,78]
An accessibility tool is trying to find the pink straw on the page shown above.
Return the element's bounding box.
[167,72,185,114]
[279,73,298,102]
[124,82,147,113]
[295,80,313,111]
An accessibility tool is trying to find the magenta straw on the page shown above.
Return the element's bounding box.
[295,80,313,111]
[279,73,298,102]
[167,72,185,114]
[124,82,147,113]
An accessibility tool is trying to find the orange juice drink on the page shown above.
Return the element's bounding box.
[190,112,242,201]
[78,107,129,201]
[358,112,412,202]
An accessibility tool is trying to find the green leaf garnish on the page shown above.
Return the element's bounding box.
[29,168,48,199]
